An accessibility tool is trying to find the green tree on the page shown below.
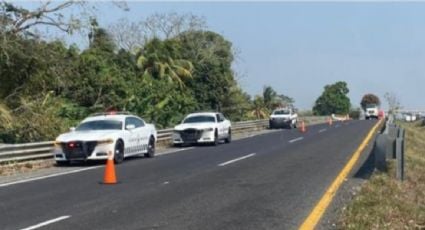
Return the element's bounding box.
[0,102,12,128]
[129,78,197,128]
[89,19,116,53]
[65,26,136,113]
[313,81,351,115]
[249,96,269,119]
[221,86,252,121]
[263,86,278,110]
[177,31,235,112]
[277,94,295,107]
[261,86,294,110]
[136,38,193,88]
[360,93,381,111]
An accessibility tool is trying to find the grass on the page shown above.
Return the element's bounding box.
[0,159,54,176]
[338,121,425,229]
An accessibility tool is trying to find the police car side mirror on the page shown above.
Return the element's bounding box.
[126,124,136,130]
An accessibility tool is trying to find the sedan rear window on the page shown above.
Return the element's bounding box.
[183,116,216,123]
[76,120,122,131]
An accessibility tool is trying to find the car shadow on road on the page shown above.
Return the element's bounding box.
[54,160,106,167]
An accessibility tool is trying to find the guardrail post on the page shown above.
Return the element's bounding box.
[398,127,405,139]
[396,137,404,181]
[387,125,398,159]
[374,134,387,172]
[396,127,405,181]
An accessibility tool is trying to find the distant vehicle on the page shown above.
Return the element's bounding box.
[53,112,157,165]
[173,112,232,146]
[378,110,385,120]
[403,112,417,122]
[365,104,379,120]
[269,107,298,129]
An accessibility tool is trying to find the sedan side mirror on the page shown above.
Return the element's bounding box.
[69,127,76,132]
[126,124,136,130]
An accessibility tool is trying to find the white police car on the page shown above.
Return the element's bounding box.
[53,112,157,165]
[173,112,232,146]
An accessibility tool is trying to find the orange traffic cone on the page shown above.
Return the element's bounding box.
[300,120,306,133]
[328,117,333,126]
[103,151,117,184]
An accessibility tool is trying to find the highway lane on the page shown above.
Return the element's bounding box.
[0,120,377,230]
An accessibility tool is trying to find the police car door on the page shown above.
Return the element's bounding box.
[124,117,139,155]
[216,113,226,138]
[133,117,149,153]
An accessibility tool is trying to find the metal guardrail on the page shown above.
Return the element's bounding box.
[0,116,326,164]
[373,115,405,181]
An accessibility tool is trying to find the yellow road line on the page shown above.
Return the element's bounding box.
[299,120,383,230]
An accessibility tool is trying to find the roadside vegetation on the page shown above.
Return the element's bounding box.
[0,2,363,144]
[338,121,425,229]
[0,2,295,143]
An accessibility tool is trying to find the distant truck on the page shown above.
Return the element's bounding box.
[365,104,379,120]
[269,107,298,129]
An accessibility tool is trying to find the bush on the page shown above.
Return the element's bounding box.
[349,108,361,120]
[0,95,72,143]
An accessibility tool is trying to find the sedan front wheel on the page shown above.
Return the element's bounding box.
[114,141,125,164]
[145,137,155,158]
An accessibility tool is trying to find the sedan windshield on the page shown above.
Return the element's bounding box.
[76,120,122,131]
[273,110,290,115]
[366,104,377,109]
[183,116,216,123]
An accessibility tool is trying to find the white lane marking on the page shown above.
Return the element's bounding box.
[289,137,304,143]
[163,181,169,185]
[157,147,195,156]
[319,129,327,133]
[0,166,102,188]
[218,153,256,167]
[21,215,70,230]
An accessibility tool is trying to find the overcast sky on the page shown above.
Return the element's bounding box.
[19,1,425,110]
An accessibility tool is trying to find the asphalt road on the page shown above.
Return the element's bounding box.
[0,120,377,230]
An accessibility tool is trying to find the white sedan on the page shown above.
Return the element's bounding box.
[173,112,232,146]
[53,112,157,165]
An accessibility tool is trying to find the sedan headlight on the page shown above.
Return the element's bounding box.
[203,128,214,132]
[97,139,114,145]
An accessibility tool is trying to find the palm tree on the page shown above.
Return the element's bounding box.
[136,38,193,88]
[249,96,269,119]
[263,86,285,110]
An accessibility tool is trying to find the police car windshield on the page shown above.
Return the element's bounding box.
[366,105,377,108]
[273,110,290,115]
[76,120,122,131]
[183,116,216,123]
